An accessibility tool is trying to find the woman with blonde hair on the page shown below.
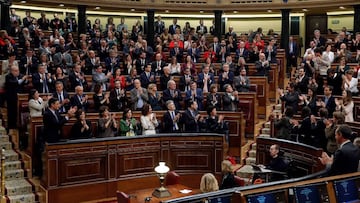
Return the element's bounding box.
[220,160,238,189]
[200,173,219,193]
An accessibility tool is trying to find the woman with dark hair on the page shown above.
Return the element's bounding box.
[52,67,67,89]
[206,84,222,110]
[119,108,139,136]
[71,109,92,139]
[109,68,126,90]
[28,89,49,117]
[300,87,317,116]
[98,106,117,137]
[93,83,110,111]
[140,104,158,135]
[206,105,229,142]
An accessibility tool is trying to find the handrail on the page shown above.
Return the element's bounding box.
[1,148,5,203]
[162,169,329,203]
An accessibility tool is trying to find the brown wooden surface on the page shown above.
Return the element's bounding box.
[255,136,325,175]
[128,184,200,203]
[42,135,223,203]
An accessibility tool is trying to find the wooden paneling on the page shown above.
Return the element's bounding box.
[42,134,223,203]
[256,136,325,175]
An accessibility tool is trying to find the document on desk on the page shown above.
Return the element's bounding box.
[260,168,272,173]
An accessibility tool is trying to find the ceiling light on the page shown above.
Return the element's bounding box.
[130,8,135,12]
[20,0,26,3]
[199,10,204,13]
[233,10,238,13]
[165,10,169,13]
[339,6,345,9]
[95,6,100,10]
[59,3,64,7]
[302,8,308,12]
[267,9,272,13]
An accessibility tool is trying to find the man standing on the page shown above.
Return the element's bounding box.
[320,125,360,176]
[43,97,76,143]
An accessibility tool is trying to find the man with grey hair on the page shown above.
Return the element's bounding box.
[130,79,148,111]
[162,100,182,133]
[162,80,182,110]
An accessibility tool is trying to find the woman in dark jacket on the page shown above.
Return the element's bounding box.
[220,160,238,189]
[71,109,92,139]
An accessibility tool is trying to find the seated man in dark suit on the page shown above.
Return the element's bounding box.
[185,81,203,111]
[19,49,38,75]
[32,65,53,93]
[181,100,205,133]
[139,64,156,89]
[162,100,182,133]
[320,124,360,176]
[43,97,76,143]
[70,85,89,111]
[53,81,70,114]
[162,80,183,110]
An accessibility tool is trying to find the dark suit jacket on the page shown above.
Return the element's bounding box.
[196,25,208,34]
[197,72,214,91]
[168,24,181,35]
[179,75,194,92]
[236,48,249,60]
[140,71,156,88]
[324,95,336,118]
[20,56,38,75]
[206,93,222,110]
[295,76,310,94]
[43,108,68,143]
[135,58,150,74]
[154,21,165,35]
[69,70,88,91]
[109,88,127,111]
[181,109,203,132]
[53,91,70,113]
[218,71,234,91]
[222,93,239,111]
[71,120,92,139]
[70,94,89,111]
[151,60,167,75]
[280,91,299,113]
[328,141,360,176]
[162,110,181,133]
[234,76,250,92]
[162,89,182,110]
[264,46,278,64]
[32,72,53,93]
[187,48,201,63]
[84,58,98,75]
[170,47,184,63]
[185,88,203,110]
[104,57,121,74]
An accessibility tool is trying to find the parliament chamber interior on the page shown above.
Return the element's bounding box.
[1,0,360,202]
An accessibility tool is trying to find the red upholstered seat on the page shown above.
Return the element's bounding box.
[234,175,245,186]
[165,171,180,186]
[116,191,130,203]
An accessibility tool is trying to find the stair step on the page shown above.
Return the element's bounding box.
[3,150,19,162]
[0,134,9,142]
[7,193,35,203]
[245,157,256,165]
[251,143,257,150]
[259,134,271,137]
[248,150,257,158]
[5,169,25,180]
[0,142,12,150]
[261,127,270,134]
[237,165,256,179]
[5,179,33,196]
[264,121,271,128]
[275,104,282,110]
[4,160,22,171]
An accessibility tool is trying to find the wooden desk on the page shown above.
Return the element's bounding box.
[128,184,200,203]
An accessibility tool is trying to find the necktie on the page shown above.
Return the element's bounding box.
[171,111,178,130]
[53,111,59,123]
[43,74,48,93]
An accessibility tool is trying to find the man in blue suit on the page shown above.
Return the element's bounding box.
[185,81,203,110]
[197,66,214,93]
[320,124,360,176]
[187,42,201,63]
